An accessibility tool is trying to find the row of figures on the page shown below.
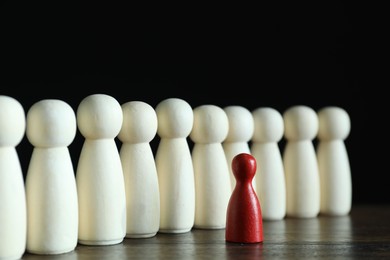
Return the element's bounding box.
[0,94,352,259]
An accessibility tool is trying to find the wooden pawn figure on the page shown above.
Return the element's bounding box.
[155,98,195,233]
[225,153,263,243]
[317,106,352,216]
[76,94,126,245]
[251,107,286,221]
[25,99,78,254]
[190,105,231,229]
[222,105,255,192]
[118,101,160,238]
[283,105,320,218]
[0,95,27,260]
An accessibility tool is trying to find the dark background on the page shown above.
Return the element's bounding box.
[1,3,371,203]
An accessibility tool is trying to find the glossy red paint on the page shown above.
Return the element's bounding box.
[225,153,263,243]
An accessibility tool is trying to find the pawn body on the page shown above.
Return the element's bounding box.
[76,94,126,245]
[0,96,27,260]
[155,98,195,233]
[190,105,231,229]
[222,106,255,191]
[317,106,352,216]
[283,105,320,218]
[226,153,263,243]
[251,107,286,221]
[118,101,160,238]
[25,99,78,254]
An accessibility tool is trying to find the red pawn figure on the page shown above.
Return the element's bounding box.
[225,153,263,243]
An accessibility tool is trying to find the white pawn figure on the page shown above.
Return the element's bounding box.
[283,105,320,218]
[155,98,195,233]
[317,106,352,216]
[251,107,286,221]
[25,99,78,254]
[222,105,255,192]
[118,101,160,238]
[76,94,126,245]
[190,105,231,229]
[0,95,27,260]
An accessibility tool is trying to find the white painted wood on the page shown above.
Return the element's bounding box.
[317,106,352,216]
[0,95,27,260]
[25,99,78,254]
[190,105,231,229]
[155,98,195,233]
[118,101,160,238]
[222,105,255,191]
[283,105,320,218]
[251,107,286,221]
[76,94,126,245]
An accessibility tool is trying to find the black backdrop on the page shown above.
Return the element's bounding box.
[1,3,370,203]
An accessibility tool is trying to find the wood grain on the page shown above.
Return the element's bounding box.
[21,205,390,259]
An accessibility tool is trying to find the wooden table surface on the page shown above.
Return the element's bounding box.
[21,205,390,259]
